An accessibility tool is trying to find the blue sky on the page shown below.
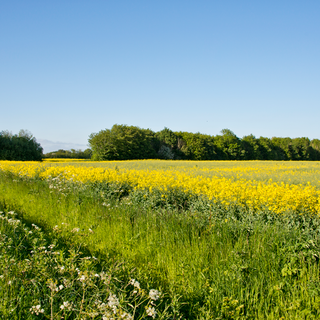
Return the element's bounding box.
[1,1,319,153]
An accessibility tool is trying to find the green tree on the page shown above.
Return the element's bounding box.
[255,137,274,160]
[88,124,320,161]
[155,128,178,148]
[89,124,157,160]
[291,137,312,160]
[0,130,43,161]
[155,128,188,159]
[241,134,263,160]
[44,148,92,159]
[271,137,292,160]
[177,132,217,160]
[310,139,320,160]
[214,129,244,160]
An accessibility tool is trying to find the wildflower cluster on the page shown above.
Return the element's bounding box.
[0,210,168,319]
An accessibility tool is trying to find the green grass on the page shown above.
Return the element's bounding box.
[1,171,320,319]
[0,210,171,320]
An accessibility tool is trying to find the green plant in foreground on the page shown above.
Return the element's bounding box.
[1,172,320,319]
[0,210,174,320]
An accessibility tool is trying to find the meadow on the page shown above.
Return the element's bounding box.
[1,160,320,319]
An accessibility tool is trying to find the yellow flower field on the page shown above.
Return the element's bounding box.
[1,160,320,215]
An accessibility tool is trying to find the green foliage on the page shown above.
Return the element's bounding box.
[1,172,320,318]
[292,138,310,160]
[89,124,157,160]
[88,124,320,161]
[44,148,92,159]
[0,130,43,161]
[0,210,172,319]
[155,128,179,159]
[155,128,178,149]
[241,135,263,160]
[177,132,216,160]
[157,145,175,159]
[214,129,245,160]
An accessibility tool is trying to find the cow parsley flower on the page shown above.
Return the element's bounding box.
[30,305,44,315]
[149,289,161,301]
[146,306,157,318]
[107,294,119,308]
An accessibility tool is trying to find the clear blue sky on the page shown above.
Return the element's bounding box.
[1,1,319,153]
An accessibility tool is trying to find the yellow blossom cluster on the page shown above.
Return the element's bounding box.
[1,160,320,215]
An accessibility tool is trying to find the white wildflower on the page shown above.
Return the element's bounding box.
[146,306,157,318]
[79,275,86,282]
[98,302,107,310]
[99,271,108,280]
[129,278,140,293]
[129,279,140,288]
[121,312,133,319]
[31,223,40,231]
[47,280,63,292]
[30,305,44,315]
[102,312,114,320]
[107,294,119,308]
[90,312,99,317]
[8,218,20,225]
[60,301,72,310]
[149,289,161,301]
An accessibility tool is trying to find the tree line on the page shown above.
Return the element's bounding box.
[2,126,320,161]
[44,148,92,159]
[89,124,320,161]
[0,130,43,161]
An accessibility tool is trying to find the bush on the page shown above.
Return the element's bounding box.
[0,130,43,161]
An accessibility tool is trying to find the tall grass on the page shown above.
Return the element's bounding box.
[1,171,320,318]
[0,210,170,320]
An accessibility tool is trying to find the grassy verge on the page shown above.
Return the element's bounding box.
[0,209,173,319]
[1,171,320,319]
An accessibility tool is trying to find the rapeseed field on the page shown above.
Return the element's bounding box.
[1,160,320,319]
[1,160,320,215]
